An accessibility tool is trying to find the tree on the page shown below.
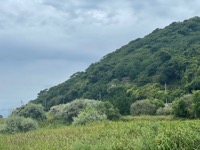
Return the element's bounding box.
[158,49,171,62]
[97,101,120,120]
[156,104,172,115]
[72,107,107,125]
[149,98,165,109]
[4,116,38,134]
[172,94,193,118]
[0,115,3,118]
[11,103,46,121]
[48,99,120,123]
[192,90,200,118]
[107,85,132,115]
[29,17,200,116]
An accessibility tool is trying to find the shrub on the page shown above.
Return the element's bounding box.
[193,90,200,118]
[4,116,38,134]
[0,115,3,118]
[49,99,98,122]
[61,99,93,122]
[97,101,120,120]
[172,94,193,118]
[172,91,200,118]
[48,99,120,123]
[11,103,46,121]
[156,104,172,115]
[47,104,66,120]
[149,99,165,109]
[72,107,107,125]
[130,100,157,115]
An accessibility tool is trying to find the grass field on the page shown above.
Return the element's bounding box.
[0,118,5,131]
[0,116,200,150]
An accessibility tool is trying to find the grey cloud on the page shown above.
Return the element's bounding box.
[127,0,200,20]
[0,42,95,62]
[42,0,108,10]
[1,0,200,117]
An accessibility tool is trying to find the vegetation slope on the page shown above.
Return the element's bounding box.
[32,16,200,115]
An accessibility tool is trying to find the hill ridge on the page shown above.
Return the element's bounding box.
[32,16,200,114]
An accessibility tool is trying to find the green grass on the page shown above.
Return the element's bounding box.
[120,115,174,122]
[0,118,5,124]
[0,118,5,132]
[0,116,200,150]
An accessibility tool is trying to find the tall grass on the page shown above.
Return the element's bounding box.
[0,118,5,133]
[0,118,5,124]
[0,116,200,150]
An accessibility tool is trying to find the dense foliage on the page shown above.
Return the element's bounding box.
[48,99,120,124]
[172,94,193,118]
[72,107,107,125]
[31,17,200,115]
[2,116,38,134]
[11,103,46,121]
[130,100,157,115]
[172,90,200,118]
[156,104,172,115]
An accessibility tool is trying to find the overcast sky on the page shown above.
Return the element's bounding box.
[0,0,200,117]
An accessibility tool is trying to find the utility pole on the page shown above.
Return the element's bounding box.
[98,92,102,101]
[165,82,168,104]
[62,97,64,104]
[21,100,24,106]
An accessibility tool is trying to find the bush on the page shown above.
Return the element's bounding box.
[156,104,172,115]
[193,90,200,118]
[172,94,193,118]
[11,103,46,121]
[149,99,165,109]
[130,100,157,115]
[0,115,3,118]
[48,99,120,123]
[4,116,38,134]
[97,101,120,120]
[62,99,94,122]
[172,91,200,119]
[72,107,107,125]
[48,104,66,120]
[49,99,99,122]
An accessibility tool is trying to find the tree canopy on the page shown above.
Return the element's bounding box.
[31,17,200,115]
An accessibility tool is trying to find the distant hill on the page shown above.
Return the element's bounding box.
[31,16,200,115]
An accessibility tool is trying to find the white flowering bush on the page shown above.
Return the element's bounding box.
[4,116,38,134]
[72,107,107,125]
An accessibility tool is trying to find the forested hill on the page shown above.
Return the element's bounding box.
[32,16,200,115]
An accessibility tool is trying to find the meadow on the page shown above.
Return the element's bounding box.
[0,116,200,150]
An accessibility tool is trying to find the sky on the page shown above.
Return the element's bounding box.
[1,0,200,117]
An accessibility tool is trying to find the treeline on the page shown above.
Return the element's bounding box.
[129,90,200,119]
[0,99,120,134]
[2,89,200,134]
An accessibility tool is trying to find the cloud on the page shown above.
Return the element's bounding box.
[1,0,200,117]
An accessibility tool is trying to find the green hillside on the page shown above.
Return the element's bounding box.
[32,16,200,115]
